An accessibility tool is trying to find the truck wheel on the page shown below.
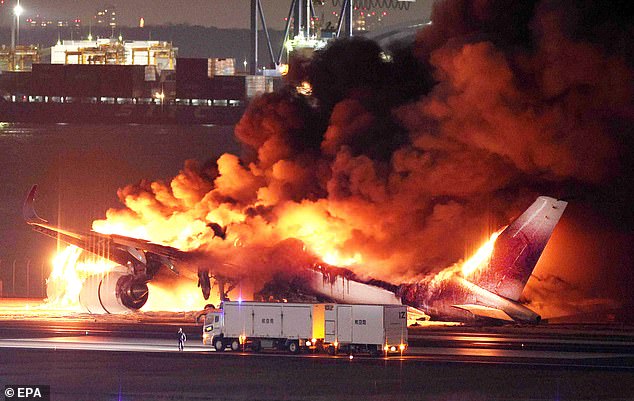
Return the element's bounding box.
[231,339,241,351]
[369,346,380,357]
[214,339,225,352]
[288,341,300,354]
[327,345,336,356]
[251,341,262,352]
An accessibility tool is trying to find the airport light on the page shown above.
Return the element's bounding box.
[14,2,23,46]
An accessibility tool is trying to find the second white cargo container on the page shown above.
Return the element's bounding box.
[323,304,407,356]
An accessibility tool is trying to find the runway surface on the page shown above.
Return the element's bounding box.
[0,332,632,369]
[1,342,633,401]
[0,303,633,400]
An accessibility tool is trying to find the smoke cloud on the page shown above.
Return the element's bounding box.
[93,0,633,317]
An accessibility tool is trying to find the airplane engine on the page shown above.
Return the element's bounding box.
[78,269,149,314]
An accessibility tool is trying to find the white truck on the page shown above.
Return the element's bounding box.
[323,303,408,356]
[202,301,325,353]
[202,301,408,356]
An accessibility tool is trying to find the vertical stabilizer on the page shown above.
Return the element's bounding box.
[473,196,567,301]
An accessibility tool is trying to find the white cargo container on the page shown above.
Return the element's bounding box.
[323,304,407,356]
[203,301,325,353]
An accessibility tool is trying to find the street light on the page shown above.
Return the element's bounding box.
[13,2,24,48]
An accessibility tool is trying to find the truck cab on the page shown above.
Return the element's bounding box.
[202,309,223,346]
[201,301,324,353]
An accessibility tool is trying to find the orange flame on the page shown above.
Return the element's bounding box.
[427,229,503,288]
[46,214,505,312]
[145,281,217,312]
[45,245,217,312]
[275,201,363,267]
[45,245,115,310]
[461,229,502,277]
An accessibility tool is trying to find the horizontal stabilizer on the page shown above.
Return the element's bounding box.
[452,304,514,322]
[407,306,430,325]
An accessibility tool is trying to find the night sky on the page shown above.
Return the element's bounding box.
[0,0,433,29]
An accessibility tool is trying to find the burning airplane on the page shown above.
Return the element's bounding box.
[20,0,631,322]
[25,185,565,323]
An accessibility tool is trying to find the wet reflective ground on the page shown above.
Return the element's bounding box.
[1,300,633,400]
[1,344,632,401]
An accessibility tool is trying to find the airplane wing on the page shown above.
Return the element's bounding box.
[23,185,184,273]
[451,304,515,322]
[23,185,243,311]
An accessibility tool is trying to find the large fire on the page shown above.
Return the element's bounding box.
[45,245,114,310]
[33,0,632,318]
[44,225,501,313]
[45,244,215,312]
[422,230,502,290]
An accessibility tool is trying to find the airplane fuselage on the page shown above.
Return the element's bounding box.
[407,276,541,323]
[302,267,540,323]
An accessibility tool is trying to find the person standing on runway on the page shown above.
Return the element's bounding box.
[178,328,187,351]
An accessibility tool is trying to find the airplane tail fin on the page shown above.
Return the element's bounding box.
[472,196,567,301]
